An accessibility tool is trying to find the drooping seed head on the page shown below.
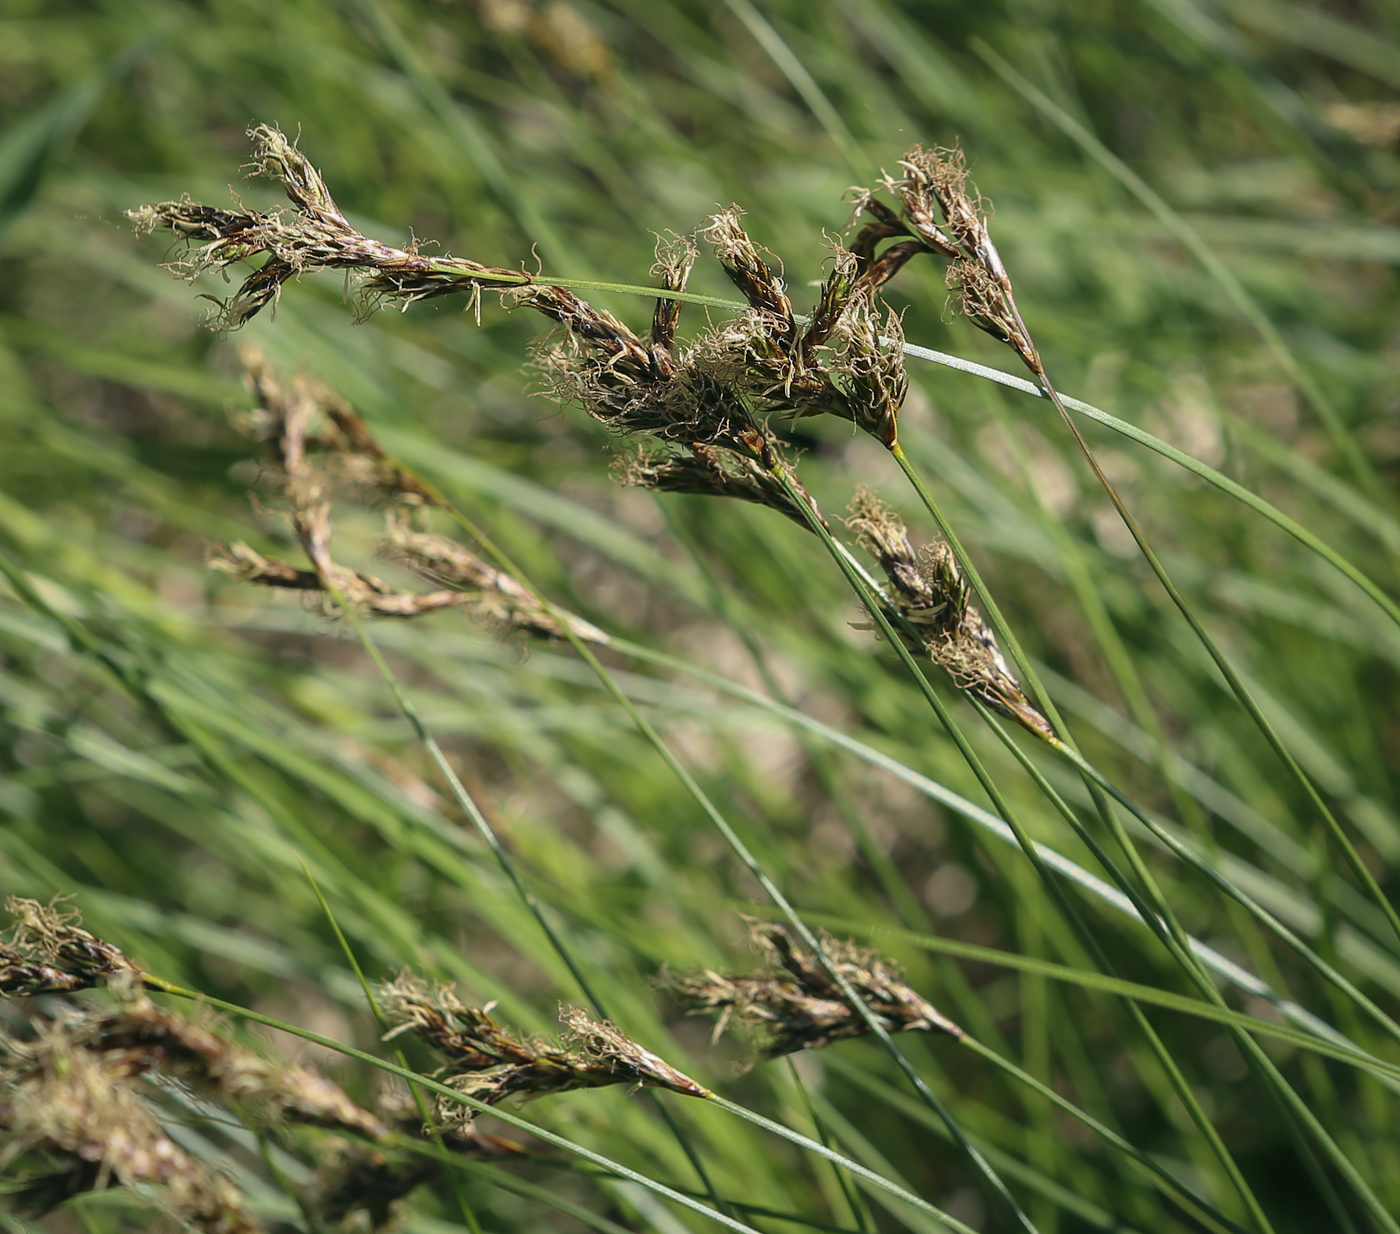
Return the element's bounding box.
[847,491,1057,742]
[658,919,961,1060]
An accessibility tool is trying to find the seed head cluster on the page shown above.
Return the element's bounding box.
[1,896,148,996]
[211,346,608,646]
[379,974,707,1133]
[659,919,961,1060]
[861,144,1042,374]
[134,125,1064,746]
[846,490,1056,742]
[0,900,386,1232]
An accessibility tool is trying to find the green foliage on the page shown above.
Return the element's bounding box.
[3,1,1400,1231]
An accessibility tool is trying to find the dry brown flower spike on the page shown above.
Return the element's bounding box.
[379,973,707,1132]
[659,919,961,1061]
[846,490,1056,743]
[1,896,148,996]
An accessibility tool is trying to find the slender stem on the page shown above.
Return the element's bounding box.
[1031,365,1400,951]
[906,217,1396,1220]
[952,1039,1251,1234]
[882,441,1400,1045]
[365,456,1035,1229]
[784,1058,875,1234]
[148,978,762,1234]
[705,1095,980,1234]
[608,633,1400,1052]
[899,340,1400,634]
[317,580,732,1218]
[765,464,1275,1232]
[973,39,1389,513]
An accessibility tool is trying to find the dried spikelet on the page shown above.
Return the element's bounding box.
[615,443,823,529]
[944,258,1036,365]
[74,994,386,1139]
[845,490,1056,743]
[522,286,763,455]
[845,490,1055,742]
[821,293,907,447]
[510,284,655,373]
[695,208,804,399]
[700,207,797,350]
[857,143,1043,375]
[890,144,983,259]
[385,522,611,644]
[659,920,961,1060]
[379,973,706,1131]
[802,245,861,359]
[557,1006,709,1098]
[2,898,381,1140]
[210,541,469,620]
[689,211,912,446]
[238,346,436,507]
[128,125,531,329]
[0,1021,261,1232]
[0,896,147,996]
[648,232,698,376]
[218,351,609,647]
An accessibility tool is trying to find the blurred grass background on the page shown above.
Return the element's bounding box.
[4,0,1400,1230]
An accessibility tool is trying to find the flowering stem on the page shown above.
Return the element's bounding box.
[766,459,1275,1233]
[147,977,970,1233]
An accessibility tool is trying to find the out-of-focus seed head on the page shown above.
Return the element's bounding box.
[1,1021,261,1232]
[67,994,387,1139]
[218,350,610,646]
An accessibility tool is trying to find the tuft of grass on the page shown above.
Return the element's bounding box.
[4,3,1400,1232]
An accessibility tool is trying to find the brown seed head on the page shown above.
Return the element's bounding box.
[128,125,531,329]
[74,995,386,1139]
[379,973,706,1129]
[617,443,823,529]
[659,919,961,1060]
[893,145,984,257]
[649,232,699,375]
[846,491,1057,742]
[1,1021,262,1232]
[1,897,146,996]
[700,208,797,349]
[219,350,607,646]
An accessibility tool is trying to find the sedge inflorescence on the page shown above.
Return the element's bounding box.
[658,919,961,1062]
[0,899,389,1232]
[135,125,1056,741]
[378,973,707,1135]
[211,345,609,647]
